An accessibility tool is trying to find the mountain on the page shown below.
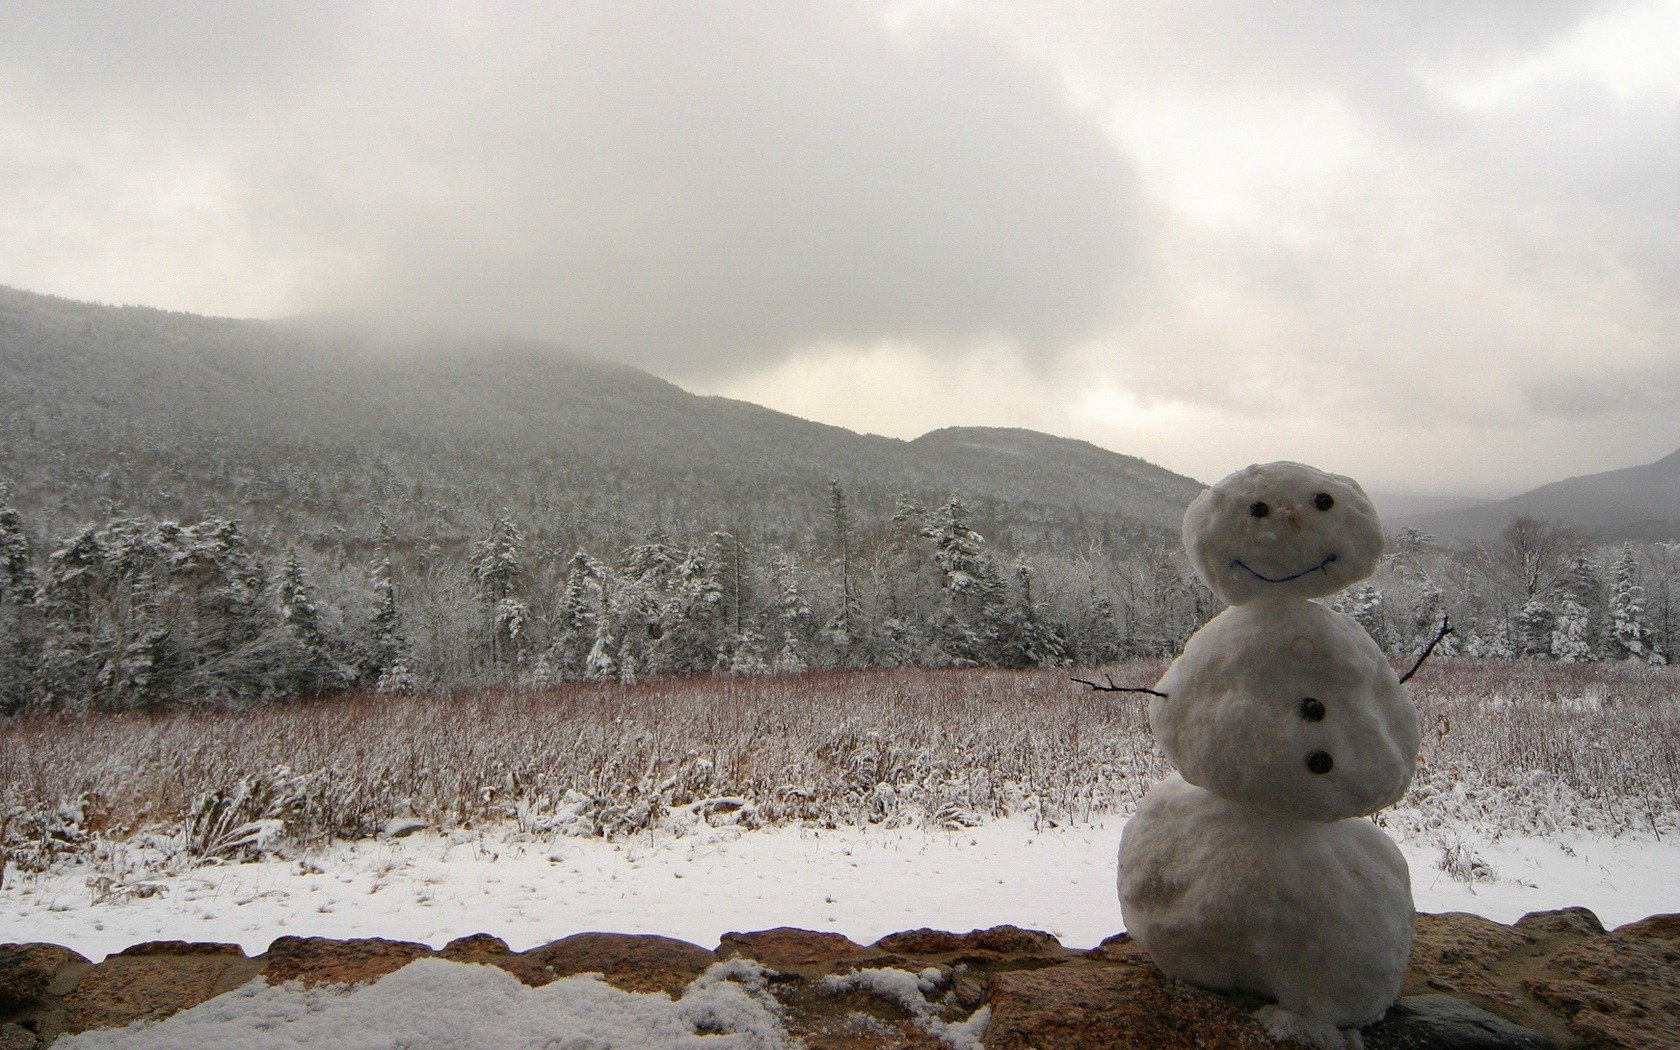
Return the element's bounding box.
[1397,448,1680,542]
[0,285,1205,554]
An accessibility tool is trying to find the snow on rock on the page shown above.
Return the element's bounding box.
[57,957,793,1050]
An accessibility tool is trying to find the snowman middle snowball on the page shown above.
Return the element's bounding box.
[1118,461,1420,1044]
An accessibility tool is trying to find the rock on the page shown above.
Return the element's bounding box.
[438,933,550,987]
[0,945,87,1014]
[1514,907,1606,938]
[260,935,433,988]
[0,1023,37,1050]
[380,817,428,839]
[717,927,869,973]
[1404,912,1542,1018]
[1400,908,1680,1050]
[1363,994,1559,1049]
[1524,911,1680,1049]
[112,941,245,959]
[873,925,1069,965]
[983,958,1296,1049]
[1614,912,1680,940]
[60,946,253,1037]
[5,911,1676,1047]
[522,933,714,997]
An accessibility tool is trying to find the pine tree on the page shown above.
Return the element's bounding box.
[1000,562,1067,668]
[1516,598,1555,658]
[1551,594,1593,662]
[768,554,814,673]
[1552,555,1602,663]
[471,515,526,669]
[826,480,861,647]
[0,485,42,712]
[1607,544,1664,664]
[1342,583,1388,652]
[367,555,411,688]
[921,496,1005,665]
[278,549,349,693]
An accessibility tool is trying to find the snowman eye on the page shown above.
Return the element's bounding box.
[1313,493,1334,511]
[1249,501,1270,518]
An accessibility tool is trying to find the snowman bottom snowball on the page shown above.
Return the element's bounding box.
[1118,775,1414,1041]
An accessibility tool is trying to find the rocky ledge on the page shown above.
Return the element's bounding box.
[1,909,1675,1048]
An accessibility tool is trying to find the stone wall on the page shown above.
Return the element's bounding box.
[2,909,1675,1048]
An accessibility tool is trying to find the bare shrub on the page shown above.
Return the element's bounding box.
[2,658,1675,875]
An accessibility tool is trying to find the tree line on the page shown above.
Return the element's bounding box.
[0,480,1670,714]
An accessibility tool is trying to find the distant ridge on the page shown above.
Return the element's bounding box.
[1398,447,1680,542]
[0,284,1204,551]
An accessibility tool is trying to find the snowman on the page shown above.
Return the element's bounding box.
[1114,462,1423,1050]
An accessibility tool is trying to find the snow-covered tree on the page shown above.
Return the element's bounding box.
[768,554,814,673]
[1341,584,1388,653]
[278,549,351,694]
[921,496,1006,665]
[998,562,1067,668]
[366,555,412,688]
[0,485,43,712]
[1607,545,1664,664]
[1551,594,1593,662]
[1515,598,1555,659]
[471,514,526,668]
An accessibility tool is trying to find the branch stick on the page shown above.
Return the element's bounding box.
[1071,674,1167,698]
[1398,613,1453,685]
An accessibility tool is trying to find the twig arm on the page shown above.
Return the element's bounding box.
[1398,613,1453,685]
[1071,673,1168,699]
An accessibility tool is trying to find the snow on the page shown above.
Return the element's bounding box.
[2,815,1675,964]
[1182,461,1384,606]
[1154,598,1419,822]
[57,957,793,1049]
[1120,776,1412,1030]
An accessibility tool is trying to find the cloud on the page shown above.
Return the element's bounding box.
[2,0,1677,492]
[0,1,1144,378]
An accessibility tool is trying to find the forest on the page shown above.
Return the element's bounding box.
[0,476,1670,714]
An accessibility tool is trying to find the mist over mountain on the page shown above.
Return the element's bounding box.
[0,285,1202,554]
[1398,448,1680,543]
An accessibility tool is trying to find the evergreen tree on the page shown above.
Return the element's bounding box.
[825,480,861,648]
[1341,584,1388,652]
[921,496,1006,665]
[0,485,43,711]
[278,549,350,693]
[999,562,1067,668]
[471,515,526,668]
[768,554,814,673]
[1516,598,1555,658]
[1606,545,1663,664]
[1551,592,1593,663]
[1544,555,1603,663]
[367,555,412,689]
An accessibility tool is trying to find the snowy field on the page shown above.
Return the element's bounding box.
[5,814,1677,963]
[4,660,1678,963]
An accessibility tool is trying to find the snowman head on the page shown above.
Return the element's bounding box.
[1183,461,1383,606]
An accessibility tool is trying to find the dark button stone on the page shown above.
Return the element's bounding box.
[1250,501,1270,517]
[1314,492,1335,511]
[1299,697,1325,721]
[1306,750,1333,774]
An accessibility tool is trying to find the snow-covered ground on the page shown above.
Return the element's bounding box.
[5,814,1676,962]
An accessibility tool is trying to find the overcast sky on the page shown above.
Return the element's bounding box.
[2,1,1676,495]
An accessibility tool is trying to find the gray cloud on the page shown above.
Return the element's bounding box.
[2,0,1677,492]
[0,2,1143,377]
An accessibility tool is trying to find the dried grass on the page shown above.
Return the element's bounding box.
[2,658,1675,877]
